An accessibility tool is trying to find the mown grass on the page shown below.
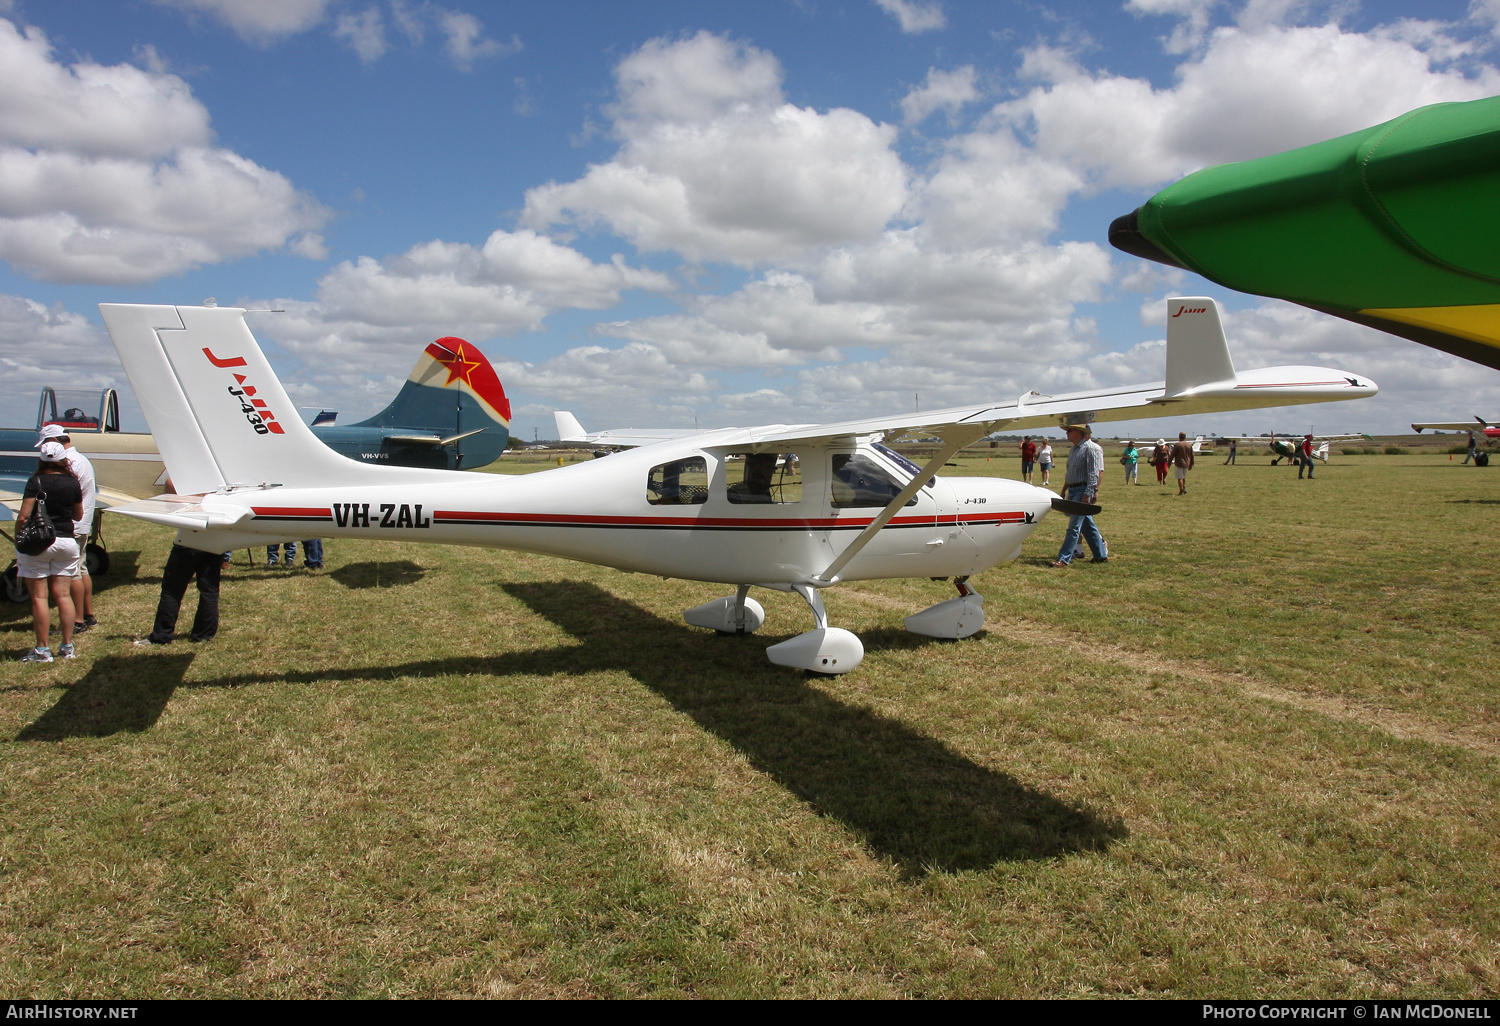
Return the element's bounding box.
[0,453,1496,997]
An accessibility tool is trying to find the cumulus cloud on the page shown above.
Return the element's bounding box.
[875,0,946,34]
[0,21,208,158]
[0,19,328,285]
[152,0,331,43]
[995,22,1500,191]
[1125,0,1220,54]
[900,66,979,126]
[494,343,719,427]
[334,7,387,63]
[245,229,673,416]
[0,295,139,424]
[523,31,909,265]
[439,9,520,69]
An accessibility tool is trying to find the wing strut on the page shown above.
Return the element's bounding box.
[813,426,987,585]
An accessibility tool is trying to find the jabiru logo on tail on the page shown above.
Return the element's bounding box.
[1171,305,1209,317]
[204,346,285,435]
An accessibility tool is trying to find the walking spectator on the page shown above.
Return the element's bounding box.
[1299,434,1316,479]
[1020,436,1037,484]
[16,441,83,663]
[1037,440,1053,486]
[1224,439,1237,465]
[1121,440,1139,485]
[1171,431,1195,495]
[1464,432,1477,465]
[1152,439,1169,484]
[1051,424,1107,567]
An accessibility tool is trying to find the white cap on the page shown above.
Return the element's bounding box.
[38,440,66,461]
[35,423,65,447]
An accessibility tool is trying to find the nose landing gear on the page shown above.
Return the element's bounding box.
[683,584,766,635]
[764,582,864,674]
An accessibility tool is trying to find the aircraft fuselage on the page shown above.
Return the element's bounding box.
[172,437,1054,585]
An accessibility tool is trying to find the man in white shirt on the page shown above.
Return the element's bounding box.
[37,424,97,632]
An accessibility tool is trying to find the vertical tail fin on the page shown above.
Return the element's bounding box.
[99,303,451,493]
[347,337,512,469]
[1165,297,1237,396]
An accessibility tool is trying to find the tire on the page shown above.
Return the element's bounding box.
[84,543,109,577]
[3,563,25,603]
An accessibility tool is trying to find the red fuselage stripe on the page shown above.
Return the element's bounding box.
[247,507,1031,528]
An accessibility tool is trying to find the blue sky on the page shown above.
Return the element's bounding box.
[2,0,1498,440]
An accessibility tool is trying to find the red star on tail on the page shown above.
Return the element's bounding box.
[434,342,481,388]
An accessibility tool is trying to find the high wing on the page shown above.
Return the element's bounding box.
[563,298,1376,452]
[1411,419,1492,432]
[553,411,707,448]
[1218,433,1371,443]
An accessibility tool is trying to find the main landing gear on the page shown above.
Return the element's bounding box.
[682,576,986,674]
[764,584,864,674]
[903,577,986,640]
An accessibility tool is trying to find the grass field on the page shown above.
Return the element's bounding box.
[0,451,1496,998]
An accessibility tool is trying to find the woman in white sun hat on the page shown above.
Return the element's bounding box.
[15,440,83,663]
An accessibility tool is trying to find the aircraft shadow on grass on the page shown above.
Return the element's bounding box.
[495,581,1127,874]
[330,560,427,589]
[16,653,193,741]
[13,581,1125,874]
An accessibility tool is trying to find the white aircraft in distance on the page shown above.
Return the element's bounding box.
[98,297,1376,675]
[1411,417,1500,443]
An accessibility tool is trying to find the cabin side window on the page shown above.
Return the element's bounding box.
[830,453,916,508]
[723,452,801,504]
[647,456,708,506]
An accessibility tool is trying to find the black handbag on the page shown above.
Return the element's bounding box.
[15,479,56,556]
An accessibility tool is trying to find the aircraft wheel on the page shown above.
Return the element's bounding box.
[85,543,109,577]
[2,563,25,604]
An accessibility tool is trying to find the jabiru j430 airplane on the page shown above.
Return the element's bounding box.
[97,297,1377,674]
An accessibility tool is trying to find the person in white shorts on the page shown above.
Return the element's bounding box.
[36,425,98,634]
[16,440,84,663]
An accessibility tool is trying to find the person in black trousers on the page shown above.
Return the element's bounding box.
[134,542,221,645]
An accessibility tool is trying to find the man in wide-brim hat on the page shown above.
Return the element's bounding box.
[1051,423,1107,567]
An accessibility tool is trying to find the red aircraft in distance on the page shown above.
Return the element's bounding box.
[1410,418,1500,443]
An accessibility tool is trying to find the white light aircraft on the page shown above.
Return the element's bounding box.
[99,297,1376,674]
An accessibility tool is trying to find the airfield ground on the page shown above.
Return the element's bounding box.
[0,450,1496,998]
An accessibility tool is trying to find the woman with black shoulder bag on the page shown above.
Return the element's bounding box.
[15,440,84,663]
